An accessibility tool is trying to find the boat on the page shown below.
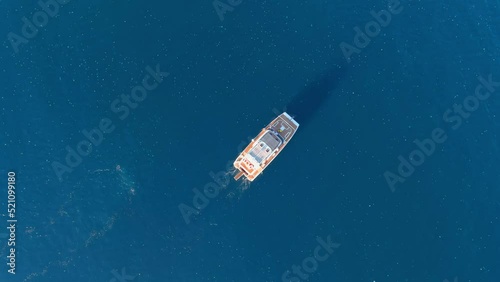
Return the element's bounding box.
[233,112,299,181]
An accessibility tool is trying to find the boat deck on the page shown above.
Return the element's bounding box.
[268,113,299,142]
[233,112,299,181]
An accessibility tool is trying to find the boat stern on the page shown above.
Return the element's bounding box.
[233,154,261,181]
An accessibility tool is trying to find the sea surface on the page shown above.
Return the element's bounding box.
[1,0,499,281]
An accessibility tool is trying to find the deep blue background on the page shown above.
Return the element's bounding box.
[0,0,499,281]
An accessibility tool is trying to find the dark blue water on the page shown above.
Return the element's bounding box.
[1,0,499,281]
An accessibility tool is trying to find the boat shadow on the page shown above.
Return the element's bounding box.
[286,60,349,127]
